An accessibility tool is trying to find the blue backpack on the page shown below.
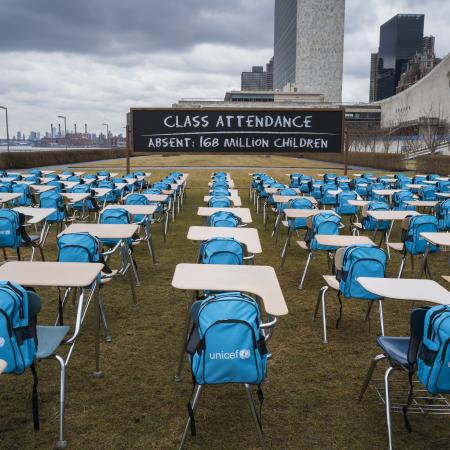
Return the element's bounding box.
[58,232,102,264]
[11,183,32,206]
[362,201,390,231]
[0,183,11,193]
[99,208,131,247]
[418,305,450,394]
[199,238,244,265]
[305,212,341,251]
[335,191,357,215]
[401,214,439,255]
[125,193,150,223]
[289,173,303,188]
[437,199,450,230]
[420,185,437,201]
[392,191,415,211]
[0,209,22,248]
[40,190,65,222]
[320,183,338,206]
[207,211,240,228]
[324,173,337,183]
[208,196,231,208]
[336,245,387,299]
[0,282,38,374]
[300,175,312,193]
[287,198,314,229]
[187,292,267,385]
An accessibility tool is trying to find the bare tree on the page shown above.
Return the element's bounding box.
[419,103,450,154]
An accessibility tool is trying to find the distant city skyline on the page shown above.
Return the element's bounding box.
[0,0,449,135]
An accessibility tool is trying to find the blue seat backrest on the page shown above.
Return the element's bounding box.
[337,245,387,300]
[403,214,439,255]
[199,237,244,265]
[189,292,267,385]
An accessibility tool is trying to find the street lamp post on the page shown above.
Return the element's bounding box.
[102,123,109,146]
[0,105,10,152]
[58,115,67,150]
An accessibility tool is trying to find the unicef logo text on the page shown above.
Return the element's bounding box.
[0,337,5,348]
[209,349,251,360]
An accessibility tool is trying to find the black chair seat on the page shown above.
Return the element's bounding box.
[376,336,410,368]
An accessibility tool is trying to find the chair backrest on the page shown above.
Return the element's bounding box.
[207,211,241,228]
[199,237,244,265]
[335,245,387,299]
[208,196,231,208]
[39,191,64,222]
[402,214,439,255]
[57,232,102,264]
[11,183,32,206]
[0,282,38,374]
[437,199,450,230]
[187,292,267,385]
[417,305,450,394]
[0,209,22,248]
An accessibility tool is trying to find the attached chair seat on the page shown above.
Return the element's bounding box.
[36,325,70,359]
[101,269,119,284]
[387,242,404,252]
[297,240,309,251]
[352,222,363,230]
[22,235,40,245]
[322,275,339,291]
[376,336,410,368]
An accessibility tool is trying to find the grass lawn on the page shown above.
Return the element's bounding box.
[1,156,449,449]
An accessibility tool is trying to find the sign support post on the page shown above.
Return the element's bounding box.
[126,125,131,174]
[344,127,349,176]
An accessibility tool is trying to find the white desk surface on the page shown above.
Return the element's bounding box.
[58,174,71,180]
[437,177,449,182]
[372,189,403,197]
[0,193,21,203]
[30,185,55,193]
[41,170,56,175]
[74,171,86,177]
[14,181,34,186]
[92,188,112,196]
[60,223,138,239]
[284,208,336,219]
[82,179,95,186]
[172,263,288,316]
[421,232,450,247]
[114,182,135,189]
[1,177,17,183]
[197,207,252,223]
[423,180,438,185]
[436,193,450,199]
[443,276,450,284]
[61,181,81,189]
[13,207,55,224]
[405,200,438,207]
[203,196,242,207]
[348,200,370,207]
[272,195,302,203]
[0,261,103,288]
[367,210,420,221]
[62,192,90,202]
[264,187,287,194]
[140,194,169,203]
[187,226,262,254]
[102,204,158,215]
[358,277,450,305]
[314,235,375,247]
[208,180,235,188]
[406,184,425,189]
[0,359,6,375]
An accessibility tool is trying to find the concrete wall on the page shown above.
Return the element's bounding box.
[378,53,450,127]
[296,0,345,103]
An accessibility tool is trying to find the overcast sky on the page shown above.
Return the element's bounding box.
[0,0,448,137]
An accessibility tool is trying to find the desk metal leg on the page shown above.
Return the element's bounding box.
[175,292,195,382]
[93,281,102,378]
[280,227,292,269]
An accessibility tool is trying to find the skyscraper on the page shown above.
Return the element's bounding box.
[369,53,379,102]
[371,14,424,101]
[273,0,345,103]
[241,66,267,91]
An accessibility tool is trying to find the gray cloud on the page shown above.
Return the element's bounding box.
[0,0,449,134]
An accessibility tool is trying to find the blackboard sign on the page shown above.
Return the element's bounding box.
[131,108,344,153]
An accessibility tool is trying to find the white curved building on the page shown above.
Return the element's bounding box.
[377,53,450,128]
